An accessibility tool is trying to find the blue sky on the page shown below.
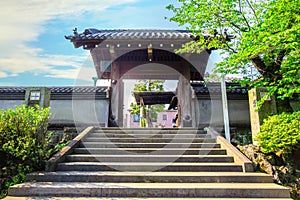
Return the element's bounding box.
[0,0,189,86]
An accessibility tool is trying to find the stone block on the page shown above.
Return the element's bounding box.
[25,87,50,108]
[248,87,277,144]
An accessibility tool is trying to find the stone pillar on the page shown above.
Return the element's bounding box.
[248,87,277,144]
[182,115,192,127]
[191,89,197,127]
[25,87,50,144]
[25,87,50,108]
[139,99,143,128]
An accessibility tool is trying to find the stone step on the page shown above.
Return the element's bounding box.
[73,148,227,155]
[4,197,293,200]
[82,138,216,143]
[87,133,211,138]
[56,162,243,172]
[92,129,207,135]
[79,142,221,148]
[65,154,234,163]
[6,127,292,199]
[8,182,291,198]
[26,171,273,183]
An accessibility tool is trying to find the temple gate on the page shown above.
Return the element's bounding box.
[66,29,211,127]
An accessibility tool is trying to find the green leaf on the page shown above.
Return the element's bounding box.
[168,0,300,106]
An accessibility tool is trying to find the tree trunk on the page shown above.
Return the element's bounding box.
[251,56,268,75]
[250,57,294,114]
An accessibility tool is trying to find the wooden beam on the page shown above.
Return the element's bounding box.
[147,45,153,61]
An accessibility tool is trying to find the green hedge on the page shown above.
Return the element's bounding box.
[0,105,52,168]
[256,111,300,159]
[0,105,53,198]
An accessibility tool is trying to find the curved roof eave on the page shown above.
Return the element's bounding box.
[65,28,204,48]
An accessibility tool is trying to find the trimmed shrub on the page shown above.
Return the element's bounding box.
[0,105,53,198]
[256,111,300,159]
[0,105,52,168]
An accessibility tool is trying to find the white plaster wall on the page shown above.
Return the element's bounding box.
[50,100,109,126]
[0,100,24,110]
[195,99,250,127]
[228,100,251,125]
[1,98,250,127]
[0,99,109,126]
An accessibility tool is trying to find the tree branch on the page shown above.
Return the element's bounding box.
[229,23,243,37]
[218,13,243,31]
[238,0,251,31]
[244,0,259,22]
[225,42,238,53]
[251,56,268,75]
[275,50,286,68]
[251,56,282,80]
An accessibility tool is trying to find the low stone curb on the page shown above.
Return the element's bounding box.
[46,126,94,172]
[207,127,254,172]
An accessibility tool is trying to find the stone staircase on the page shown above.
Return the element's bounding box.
[6,127,291,199]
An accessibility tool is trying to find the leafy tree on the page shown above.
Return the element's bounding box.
[130,80,165,127]
[167,0,299,112]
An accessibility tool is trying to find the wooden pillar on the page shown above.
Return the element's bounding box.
[91,48,102,78]
[108,45,124,127]
[118,79,124,127]
[110,61,123,127]
[177,62,192,127]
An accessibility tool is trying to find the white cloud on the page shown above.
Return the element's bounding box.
[0,45,49,74]
[0,0,137,81]
[46,65,96,81]
[0,44,91,80]
[38,53,99,83]
[45,68,80,79]
[0,0,137,44]
[0,71,8,78]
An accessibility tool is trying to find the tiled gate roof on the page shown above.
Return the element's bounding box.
[65,29,195,41]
